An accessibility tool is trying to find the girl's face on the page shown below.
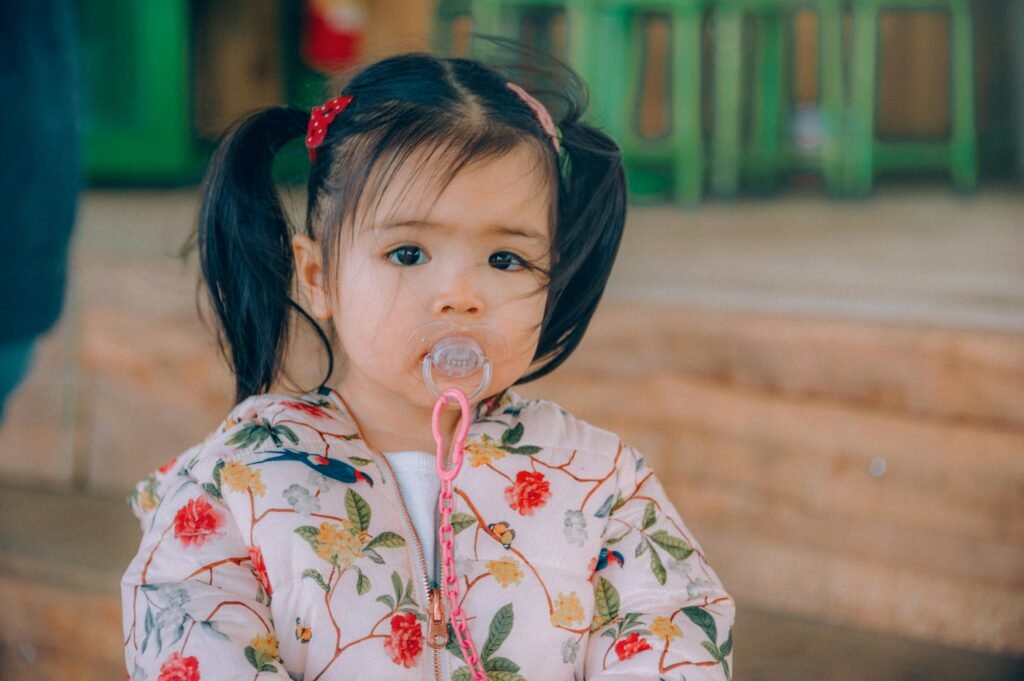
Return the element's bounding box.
[294,143,553,417]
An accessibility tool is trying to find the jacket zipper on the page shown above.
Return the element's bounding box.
[374,452,445,681]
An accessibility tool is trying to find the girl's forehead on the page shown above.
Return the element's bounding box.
[355,143,554,238]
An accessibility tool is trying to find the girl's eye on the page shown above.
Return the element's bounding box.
[489,251,526,271]
[386,245,428,266]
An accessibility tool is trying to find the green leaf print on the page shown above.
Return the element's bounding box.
[226,424,258,448]
[446,622,465,661]
[202,482,222,501]
[481,603,514,661]
[204,460,225,499]
[245,645,278,673]
[485,657,520,672]
[720,628,733,657]
[505,445,541,455]
[501,423,524,446]
[141,609,153,654]
[345,488,371,532]
[604,533,627,546]
[365,531,406,549]
[593,577,620,629]
[169,622,185,648]
[452,666,523,681]
[386,572,421,611]
[363,548,385,564]
[701,640,720,659]
[295,526,319,552]
[641,502,657,530]
[356,569,371,595]
[376,594,396,611]
[450,512,476,534]
[635,538,650,557]
[391,572,404,602]
[200,620,229,640]
[681,606,718,649]
[488,672,525,681]
[302,569,330,592]
[227,421,298,449]
[497,423,540,455]
[649,543,667,585]
[594,494,614,518]
[649,530,694,560]
[348,456,372,466]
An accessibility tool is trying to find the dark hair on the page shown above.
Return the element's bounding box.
[186,40,626,404]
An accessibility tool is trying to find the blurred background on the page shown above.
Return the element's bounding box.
[0,0,1022,679]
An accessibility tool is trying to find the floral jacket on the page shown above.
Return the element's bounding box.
[122,386,735,681]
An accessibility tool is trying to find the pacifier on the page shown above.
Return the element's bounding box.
[410,321,503,402]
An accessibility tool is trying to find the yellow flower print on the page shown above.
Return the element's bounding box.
[650,616,682,641]
[315,520,368,568]
[139,487,158,512]
[465,433,507,468]
[249,632,279,658]
[221,460,266,497]
[550,591,585,627]
[486,556,523,588]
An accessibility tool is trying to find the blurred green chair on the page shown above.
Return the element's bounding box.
[433,0,473,57]
[845,0,977,194]
[75,0,199,182]
[435,0,710,206]
[709,0,846,197]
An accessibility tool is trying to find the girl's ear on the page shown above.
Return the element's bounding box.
[292,234,331,320]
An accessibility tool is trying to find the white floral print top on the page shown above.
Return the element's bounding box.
[122,386,735,681]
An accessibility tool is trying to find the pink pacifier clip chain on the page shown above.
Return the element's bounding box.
[431,388,488,681]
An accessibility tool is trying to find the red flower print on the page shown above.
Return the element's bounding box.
[614,632,652,661]
[157,652,200,681]
[157,457,177,475]
[504,470,551,516]
[172,498,223,548]
[282,400,331,419]
[383,611,423,668]
[248,545,272,596]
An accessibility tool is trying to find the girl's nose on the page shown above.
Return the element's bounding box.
[432,268,485,317]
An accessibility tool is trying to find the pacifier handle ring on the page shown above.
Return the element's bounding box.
[432,388,471,482]
[423,356,493,402]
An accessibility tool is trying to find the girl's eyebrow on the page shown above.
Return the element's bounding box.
[375,218,548,244]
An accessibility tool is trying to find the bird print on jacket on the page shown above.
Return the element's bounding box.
[251,448,375,487]
[122,387,735,681]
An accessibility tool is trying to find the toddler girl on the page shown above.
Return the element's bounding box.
[122,50,735,681]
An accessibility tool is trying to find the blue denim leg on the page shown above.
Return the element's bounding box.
[0,338,37,423]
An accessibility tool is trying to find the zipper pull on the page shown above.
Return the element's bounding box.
[427,587,448,649]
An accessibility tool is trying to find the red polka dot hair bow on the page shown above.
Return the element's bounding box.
[305,95,354,162]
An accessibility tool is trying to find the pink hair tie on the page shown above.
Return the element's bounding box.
[506,82,560,153]
[305,95,354,162]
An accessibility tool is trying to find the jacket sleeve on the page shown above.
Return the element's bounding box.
[584,444,735,680]
[121,451,293,681]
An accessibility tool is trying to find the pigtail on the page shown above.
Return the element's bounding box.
[197,106,313,403]
[520,116,627,383]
